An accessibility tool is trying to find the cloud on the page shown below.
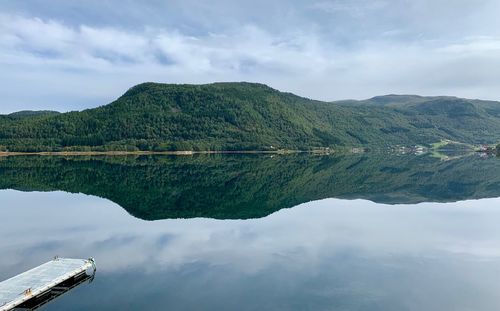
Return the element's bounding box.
[438,36,500,54]
[310,0,388,16]
[0,14,332,74]
[0,14,337,112]
[1,0,500,112]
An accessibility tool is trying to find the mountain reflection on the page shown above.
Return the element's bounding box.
[0,153,499,220]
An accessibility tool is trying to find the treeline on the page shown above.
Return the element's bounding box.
[0,138,267,152]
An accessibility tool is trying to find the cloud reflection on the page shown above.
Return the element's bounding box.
[1,190,500,275]
[2,190,500,309]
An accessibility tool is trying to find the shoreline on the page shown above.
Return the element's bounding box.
[0,150,319,157]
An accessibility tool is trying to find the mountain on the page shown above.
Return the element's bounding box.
[1,82,500,152]
[1,154,500,220]
[5,110,60,119]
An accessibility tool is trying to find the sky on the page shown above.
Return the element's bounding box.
[1,0,500,113]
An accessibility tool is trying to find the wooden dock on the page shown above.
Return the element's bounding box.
[0,258,96,311]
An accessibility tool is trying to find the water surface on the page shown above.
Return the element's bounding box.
[1,153,500,310]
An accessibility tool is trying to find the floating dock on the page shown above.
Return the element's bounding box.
[0,258,96,311]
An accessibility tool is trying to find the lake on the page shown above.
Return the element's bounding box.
[1,153,500,310]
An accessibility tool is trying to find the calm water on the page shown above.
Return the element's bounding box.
[1,153,500,310]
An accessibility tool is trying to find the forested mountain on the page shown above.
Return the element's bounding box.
[6,110,60,119]
[1,82,500,152]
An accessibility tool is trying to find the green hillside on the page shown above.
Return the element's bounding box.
[1,82,500,152]
[6,110,60,119]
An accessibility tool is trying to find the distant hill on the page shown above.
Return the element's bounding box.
[5,110,60,119]
[1,82,500,152]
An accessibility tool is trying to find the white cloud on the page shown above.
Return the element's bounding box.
[438,36,500,54]
[310,0,388,15]
[1,7,500,113]
[0,14,329,73]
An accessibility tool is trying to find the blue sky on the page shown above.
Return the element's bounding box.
[1,0,500,113]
